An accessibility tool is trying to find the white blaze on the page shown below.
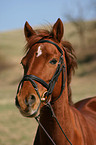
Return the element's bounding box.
[36,46,42,57]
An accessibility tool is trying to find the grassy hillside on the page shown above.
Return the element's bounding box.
[0,20,96,145]
[0,30,37,145]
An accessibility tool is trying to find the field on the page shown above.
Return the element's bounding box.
[0,21,96,145]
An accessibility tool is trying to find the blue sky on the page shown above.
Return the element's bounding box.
[0,0,95,32]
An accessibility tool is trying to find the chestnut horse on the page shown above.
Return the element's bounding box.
[15,18,96,145]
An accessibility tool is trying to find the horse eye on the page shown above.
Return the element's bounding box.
[49,58,57,65]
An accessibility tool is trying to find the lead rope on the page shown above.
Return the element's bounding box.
[35,115,56,145]
[35,102,72,145]
[47,102,72,145]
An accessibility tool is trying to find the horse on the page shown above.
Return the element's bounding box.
[15,18,96,145]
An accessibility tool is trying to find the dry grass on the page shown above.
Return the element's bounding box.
[0,29,38,145]
[0,21,96,145]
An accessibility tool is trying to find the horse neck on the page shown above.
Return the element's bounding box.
[40,75,69,116]
[40,66,72,144]
[52,76,71,126]
[51,55,70,119]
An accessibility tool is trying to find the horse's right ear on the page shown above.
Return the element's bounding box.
[24,21,36,40]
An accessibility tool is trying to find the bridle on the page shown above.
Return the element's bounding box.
[16,39,66,114]
[15,39,72,145]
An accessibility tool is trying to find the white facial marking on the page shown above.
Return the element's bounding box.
[36,46,42,57]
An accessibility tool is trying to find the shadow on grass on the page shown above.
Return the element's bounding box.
[78,54,96,64]
[77,66,96,77]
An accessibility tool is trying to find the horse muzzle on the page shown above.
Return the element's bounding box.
[15,93,41,117]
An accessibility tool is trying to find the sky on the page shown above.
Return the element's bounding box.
[0,0,96,32]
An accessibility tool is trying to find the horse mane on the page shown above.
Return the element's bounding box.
[26,28,77,104]
[61,41,77,104]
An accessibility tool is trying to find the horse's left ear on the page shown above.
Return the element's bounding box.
[51,18,64,42]
[24,21,36,41]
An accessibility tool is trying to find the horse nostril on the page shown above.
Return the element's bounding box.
[25,98,29,106]
[29,95,36,105]
[25,95,36,107]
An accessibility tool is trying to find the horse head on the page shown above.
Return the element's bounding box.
[15,18,76,117]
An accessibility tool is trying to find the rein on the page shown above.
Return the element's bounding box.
[35,102,72,145]
[16,39,72,145]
